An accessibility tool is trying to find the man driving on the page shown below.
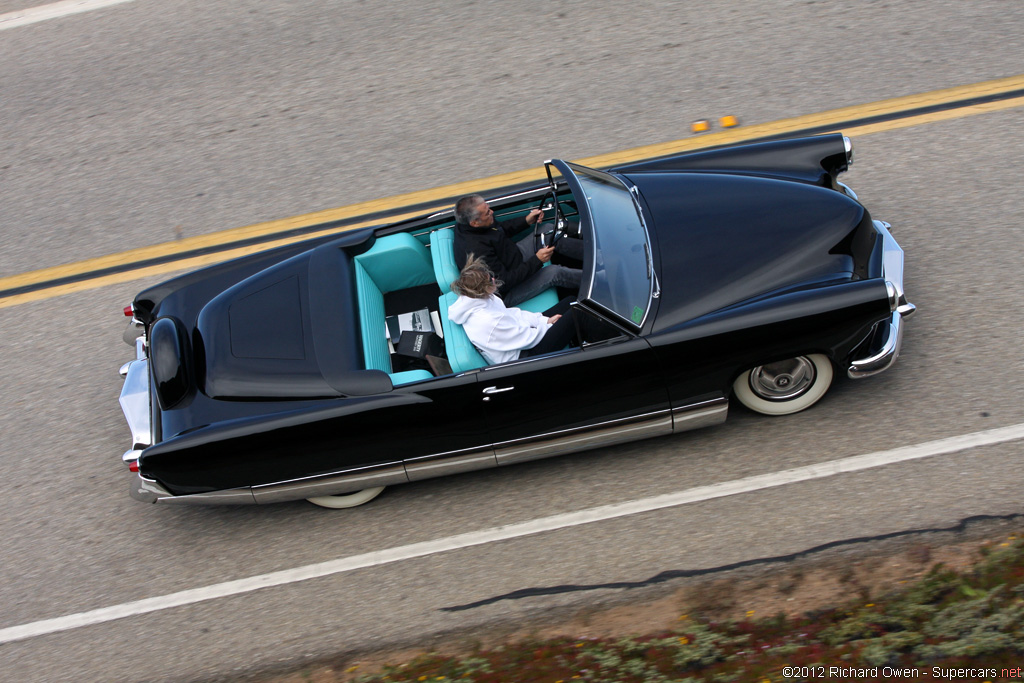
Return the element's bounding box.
[452,194,583,307]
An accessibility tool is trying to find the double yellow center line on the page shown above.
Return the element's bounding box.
[3,74,1023,310]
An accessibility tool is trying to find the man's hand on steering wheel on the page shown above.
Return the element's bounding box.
[535,190,566,248]
[535,245,555,263]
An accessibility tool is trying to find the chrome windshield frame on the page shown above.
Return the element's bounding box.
[546,159,655,332]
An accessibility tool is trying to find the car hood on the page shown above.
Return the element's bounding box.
[624,171,869,332]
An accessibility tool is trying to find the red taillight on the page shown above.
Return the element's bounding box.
[129,460,140,473]
[123,304,134,318]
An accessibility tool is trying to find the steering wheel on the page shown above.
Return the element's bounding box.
[535,190,566,248]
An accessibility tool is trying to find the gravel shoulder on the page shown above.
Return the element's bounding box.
[246,515,1024,683]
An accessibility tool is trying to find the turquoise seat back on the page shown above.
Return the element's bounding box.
[438,292,486,373]
[353,261,390,375]
[517,285,559,314]
[429,228,460,291]
[353,234,436,386]
[356,232,435,292]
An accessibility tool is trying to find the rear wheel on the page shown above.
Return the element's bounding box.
[306,486,385,509]
[732,354,833,416]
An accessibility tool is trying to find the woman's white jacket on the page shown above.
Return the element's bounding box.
[447,294,549,365]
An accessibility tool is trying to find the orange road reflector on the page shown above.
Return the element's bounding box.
[691,119,711,133]
[720,115,740,128]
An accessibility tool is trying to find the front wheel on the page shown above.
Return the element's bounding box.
[306,486,385,509]
[732,354,833,416]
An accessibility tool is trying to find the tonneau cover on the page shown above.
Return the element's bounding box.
[195,245,364,399]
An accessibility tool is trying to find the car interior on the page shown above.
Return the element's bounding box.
[350,192,585,386]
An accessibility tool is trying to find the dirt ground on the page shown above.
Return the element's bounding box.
[247,516,1023,683]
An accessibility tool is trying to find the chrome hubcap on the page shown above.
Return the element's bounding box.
[748,357,817,401]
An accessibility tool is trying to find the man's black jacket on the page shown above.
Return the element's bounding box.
[452,217,541,298]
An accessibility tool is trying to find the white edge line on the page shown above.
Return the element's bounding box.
[0,0,135,31]
[3,422,1024,645]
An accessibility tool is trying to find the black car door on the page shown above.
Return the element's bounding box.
[391,372,496,481]
[475,334,671,467]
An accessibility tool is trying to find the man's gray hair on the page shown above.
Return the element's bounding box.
[454,194,485,225]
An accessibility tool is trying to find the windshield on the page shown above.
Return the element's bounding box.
[566,163,654,328]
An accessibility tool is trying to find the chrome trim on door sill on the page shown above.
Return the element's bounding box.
[672,397,729,432]
[405,449,498,482]
[136,400,732,506]
[494,410,674,467]
[251,463,408,505]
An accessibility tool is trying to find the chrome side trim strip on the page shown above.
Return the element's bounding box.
[251,463,408,505]
[672,397,729,433]
[494,410,673,467]
[134,401,730,505]
[405,449,497,482]
[136,462,411,506]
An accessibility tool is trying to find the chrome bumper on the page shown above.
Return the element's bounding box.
[120,329,172,504]
[848,221,916,379]
[119,335,153,464]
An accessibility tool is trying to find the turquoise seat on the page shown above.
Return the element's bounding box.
[438,292,487,373]
[429,228,559,313]
[520,287,559,314]
[357,232,435,291]
[353,234,436,386]
[429,228,460,292]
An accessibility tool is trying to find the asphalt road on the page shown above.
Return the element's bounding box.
[0,1,1023,681]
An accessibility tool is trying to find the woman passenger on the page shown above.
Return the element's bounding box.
[447,255,575,365]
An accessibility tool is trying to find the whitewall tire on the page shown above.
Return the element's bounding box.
[732,354,833,416]
[306,486,385,509]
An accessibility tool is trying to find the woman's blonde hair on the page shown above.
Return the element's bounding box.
[451,254,502,299]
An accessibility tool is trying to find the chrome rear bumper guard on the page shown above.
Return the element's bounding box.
[848,220,915,379]
[130,471,257,504]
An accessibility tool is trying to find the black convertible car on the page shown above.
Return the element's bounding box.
[118,133,914,508]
